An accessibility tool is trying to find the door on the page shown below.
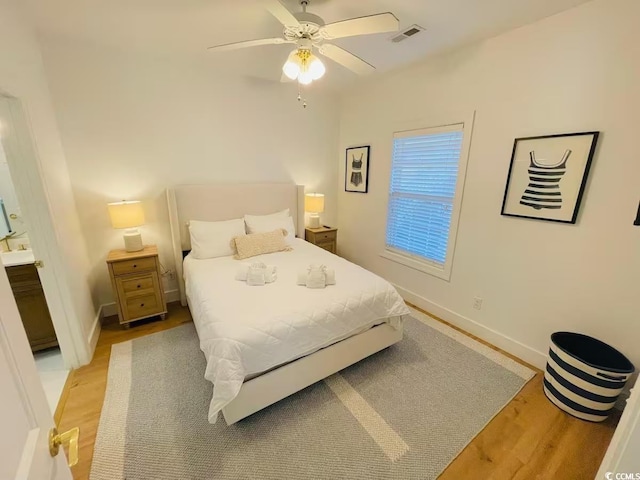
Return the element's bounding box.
[596,386,640,478]
[0,259,73,479]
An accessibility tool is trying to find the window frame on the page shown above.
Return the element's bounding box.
[381,113,475,281]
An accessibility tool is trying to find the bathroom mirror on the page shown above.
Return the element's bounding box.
[0,198,13,238]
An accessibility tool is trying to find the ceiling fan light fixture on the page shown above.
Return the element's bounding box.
[298,70,313,85]
[283,50,302,80]
[308,55,325,80]
[282,48,323,85]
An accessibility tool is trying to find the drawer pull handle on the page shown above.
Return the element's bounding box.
[137,284,141,288]
[597,372,627,381]
[132,264,137,268]
[140,303,145,307]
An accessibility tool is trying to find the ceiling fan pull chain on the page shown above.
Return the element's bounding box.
[297,83,307,109]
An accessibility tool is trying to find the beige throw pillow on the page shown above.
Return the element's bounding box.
[232,228,292,260]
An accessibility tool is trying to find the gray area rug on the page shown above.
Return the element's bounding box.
[90,309,534,480]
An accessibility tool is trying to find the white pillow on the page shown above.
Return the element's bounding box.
[244,215,296,245]
[189,218,246,259]
[243,209,290,223]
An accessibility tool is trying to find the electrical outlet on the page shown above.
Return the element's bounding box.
[162,269,176,281]
[473,297,483,310]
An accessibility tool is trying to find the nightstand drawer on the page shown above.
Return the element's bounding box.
[117,273,157,295]
[305,227,338,256]
[111,256,156,276]
[124,292,162,320]
[317,242,335,253]
[314,231,336,242]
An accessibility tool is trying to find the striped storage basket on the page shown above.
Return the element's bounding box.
[544,332,634,422]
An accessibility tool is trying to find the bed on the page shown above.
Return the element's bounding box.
[167,184,409,424]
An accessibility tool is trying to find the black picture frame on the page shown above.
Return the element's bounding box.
[345,145,370,193]
[500,131,599,224]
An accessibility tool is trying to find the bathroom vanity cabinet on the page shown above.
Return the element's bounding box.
[6,263,57,351]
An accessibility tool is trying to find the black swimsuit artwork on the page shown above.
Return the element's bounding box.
[350,154,363,187]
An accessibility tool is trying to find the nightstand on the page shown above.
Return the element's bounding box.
[106,245,167,327]
[305,226,337,254]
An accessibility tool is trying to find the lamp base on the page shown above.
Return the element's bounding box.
[123,229,143,252]
[308,214,321,229]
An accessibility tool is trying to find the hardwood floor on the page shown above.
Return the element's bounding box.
[406,305,620,480]
[56,302,618,480]
[56,302,192,480]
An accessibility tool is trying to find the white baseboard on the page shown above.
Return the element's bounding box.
[100,302,117,319]
[99,289,181,320]
[87,310,101,356]
[396,285,635,412]
[395,284,547,370]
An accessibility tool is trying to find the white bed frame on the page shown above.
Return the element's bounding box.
[167,183,403,424]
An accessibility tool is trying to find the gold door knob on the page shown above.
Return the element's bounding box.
[49,427,79,467]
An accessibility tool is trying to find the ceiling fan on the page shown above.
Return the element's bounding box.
[207,0,399,85]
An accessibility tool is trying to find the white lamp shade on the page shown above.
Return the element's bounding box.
[305,193,325,214]
[308,55,325,80]
[108,201,145,229]
[298,70,313,85]
[282,50,301,80]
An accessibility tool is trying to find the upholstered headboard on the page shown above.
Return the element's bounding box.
[167,183,305,305]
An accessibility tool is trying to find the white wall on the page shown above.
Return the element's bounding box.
[338,0,640,370]
[0,0,98,366]
[39,38,340,307]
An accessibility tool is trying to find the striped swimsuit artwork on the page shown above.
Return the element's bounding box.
[520,150,571,210]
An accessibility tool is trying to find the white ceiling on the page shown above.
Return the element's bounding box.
[22,0,591,89]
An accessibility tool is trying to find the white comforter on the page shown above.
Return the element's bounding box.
[183,239,409,423]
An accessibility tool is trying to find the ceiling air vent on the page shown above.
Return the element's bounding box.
[390,24,425,43]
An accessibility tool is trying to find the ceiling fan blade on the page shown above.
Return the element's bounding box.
[262,0,301,28]
[320,12,399,40]
[318,44,375,75]
[208,38,293,52]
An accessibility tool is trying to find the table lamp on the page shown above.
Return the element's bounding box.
[108,200,145,252]
[305,193,324,229]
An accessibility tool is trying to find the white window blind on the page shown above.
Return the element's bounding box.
[386,124,464,267]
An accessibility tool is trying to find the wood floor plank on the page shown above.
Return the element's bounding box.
[57,302,191,480]
[57,301,618,479]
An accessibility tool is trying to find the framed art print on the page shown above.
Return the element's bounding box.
[345,145,370,193]
[501,131,599,224]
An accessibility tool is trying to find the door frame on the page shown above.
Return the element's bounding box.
[596,385,640,477]
[0,93,90,368]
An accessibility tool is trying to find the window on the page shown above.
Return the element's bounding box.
[384,123,468,280]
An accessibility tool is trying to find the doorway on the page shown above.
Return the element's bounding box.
[0,139,68,412]
[0,94,88,415]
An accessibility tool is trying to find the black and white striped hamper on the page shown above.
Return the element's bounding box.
[544,332,634,422]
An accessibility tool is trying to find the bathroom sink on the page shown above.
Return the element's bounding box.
[1,249,35,267]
